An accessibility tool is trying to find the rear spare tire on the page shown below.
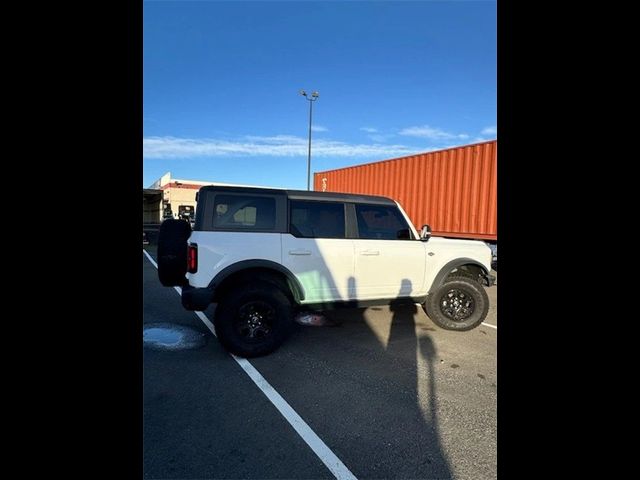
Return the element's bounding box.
[214,282,293,358]
[157,219,191,287]
[423,275,489,331]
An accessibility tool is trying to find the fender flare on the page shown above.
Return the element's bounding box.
[208,259,306,302]
[428,258,489,294]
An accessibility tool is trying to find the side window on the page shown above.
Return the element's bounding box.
[355,204,414,240]
[213,194,275,230]
[289,201,346,238]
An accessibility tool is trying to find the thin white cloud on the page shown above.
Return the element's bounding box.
[311,125,328,132]
[368,133,395,143]
[144,135,419,159]
[399,125,469,141]
[359,127,394,142]
[481,126,497,135]
[244,135,306,144]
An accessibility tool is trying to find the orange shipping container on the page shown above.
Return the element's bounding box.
[314,140,497,241]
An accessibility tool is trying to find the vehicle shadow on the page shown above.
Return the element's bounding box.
[284,273,453,479]
[386,280,452,478]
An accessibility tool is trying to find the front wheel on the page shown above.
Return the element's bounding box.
[214,282,293,357]
[423,275,489,331]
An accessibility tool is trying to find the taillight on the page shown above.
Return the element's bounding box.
[187,244,198,273]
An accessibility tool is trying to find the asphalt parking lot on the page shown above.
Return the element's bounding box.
[143,247,497,479]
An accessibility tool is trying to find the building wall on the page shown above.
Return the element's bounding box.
[147,172,214,219]
[162,185,200,219]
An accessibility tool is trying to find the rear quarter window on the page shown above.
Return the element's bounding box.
[213,194,276,230]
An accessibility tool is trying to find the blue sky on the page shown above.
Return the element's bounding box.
[143,0,496,189]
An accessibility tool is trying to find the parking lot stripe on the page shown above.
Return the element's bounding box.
[481,322,497,329]
[143,249,158,268]
[231,357,357,480]
[143,249,357,480]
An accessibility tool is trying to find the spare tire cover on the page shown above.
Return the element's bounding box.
[157,219,192,287]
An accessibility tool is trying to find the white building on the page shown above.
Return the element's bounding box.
[143,172,281,223]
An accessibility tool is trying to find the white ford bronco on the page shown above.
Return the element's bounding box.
[157,186,495,357]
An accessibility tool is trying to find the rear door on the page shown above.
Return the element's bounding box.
[281,200,355,304]
[352,203,426,300]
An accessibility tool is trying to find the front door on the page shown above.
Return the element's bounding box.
[352,203,426,300]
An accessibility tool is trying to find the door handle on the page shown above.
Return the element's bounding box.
[360,250,380,256]
[288,249,311,256]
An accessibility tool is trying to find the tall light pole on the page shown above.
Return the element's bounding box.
[299,90,319,190]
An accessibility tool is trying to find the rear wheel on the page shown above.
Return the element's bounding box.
[423,275,489,331]
[214,282,293,357]
[157,219,192,286]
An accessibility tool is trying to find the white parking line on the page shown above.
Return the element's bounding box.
[143,249,357,480]
[143,249,158,268]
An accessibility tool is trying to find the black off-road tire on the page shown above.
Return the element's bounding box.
[214,282,293,358]
[157,219,192,287]
[449,269,480,283]
[423,275,489,331]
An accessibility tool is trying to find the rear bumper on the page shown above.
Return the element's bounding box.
[181,285,213,311]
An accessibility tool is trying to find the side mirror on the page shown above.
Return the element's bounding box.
[420,224,432,241]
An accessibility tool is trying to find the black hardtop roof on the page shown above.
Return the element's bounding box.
[199,185,397,206]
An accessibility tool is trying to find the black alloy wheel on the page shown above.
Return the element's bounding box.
[235,301,275,341]
[440,288,475,322]
[423,275,489,331]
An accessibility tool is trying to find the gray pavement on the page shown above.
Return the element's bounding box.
[143,250,497,479]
